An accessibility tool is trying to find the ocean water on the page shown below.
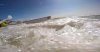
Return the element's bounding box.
[0,16,100,52]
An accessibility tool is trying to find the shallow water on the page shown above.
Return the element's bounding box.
[0,16,100,52]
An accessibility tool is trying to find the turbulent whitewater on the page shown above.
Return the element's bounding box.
[0,16,100,52]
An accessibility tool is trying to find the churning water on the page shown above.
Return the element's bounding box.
[0,16,100,52]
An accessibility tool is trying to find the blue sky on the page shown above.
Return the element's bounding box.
[0,0,100,20]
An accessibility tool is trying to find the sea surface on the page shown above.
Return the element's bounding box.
[0,16,100,52]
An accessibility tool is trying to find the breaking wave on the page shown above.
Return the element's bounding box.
[0,16,100,52]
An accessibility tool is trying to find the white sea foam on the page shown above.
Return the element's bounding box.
[0,16,100,52]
